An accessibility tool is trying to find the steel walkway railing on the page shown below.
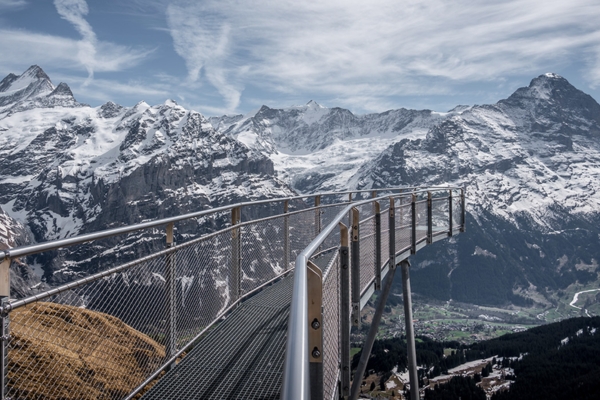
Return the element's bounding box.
[0,186,464,400]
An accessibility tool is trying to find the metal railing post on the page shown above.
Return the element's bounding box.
[351,208,360,328]
[307,261,323,400]
[314,195,321,237]
[231,206,241,301]
[374,201,382,290]
[165,222,177,368]
[427,191,433,244]
[0,258,9,400]
[389,197,396,267]
[448,190,453,237]
[411,193,417,254]
[284,200,290,270]
[339,223,350,399]
[461,187,466,232]
[401,260,419,400]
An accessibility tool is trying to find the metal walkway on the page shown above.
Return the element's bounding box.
[141,276,293,400]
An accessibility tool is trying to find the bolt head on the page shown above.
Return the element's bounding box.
[312,348,321,358]
[311,319,320,330]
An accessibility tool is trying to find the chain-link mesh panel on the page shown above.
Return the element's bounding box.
[415,200,428,243]
[240,216,286,296]
[320,204,349,251]
[395,201,412,255]
[6,254,169,400]
[173,230,233,351]
[322,251,340,400]
[359,215,376,295]
[288,210,317,264]
[432,197,449,234]
[380,207,390,268]
[452,191,463,230]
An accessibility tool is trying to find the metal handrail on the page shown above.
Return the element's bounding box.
[280,186,462,400]
[0,186,450,262]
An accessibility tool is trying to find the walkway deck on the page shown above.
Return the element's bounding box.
[141,276,293,400]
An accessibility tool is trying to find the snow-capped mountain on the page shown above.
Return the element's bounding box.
[210,101,445,192]
[213,73,600,307]
[0,66,294,289]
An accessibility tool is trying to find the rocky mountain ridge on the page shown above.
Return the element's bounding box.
[213,73,600,306]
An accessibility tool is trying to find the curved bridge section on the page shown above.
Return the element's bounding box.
[0,187,464,400]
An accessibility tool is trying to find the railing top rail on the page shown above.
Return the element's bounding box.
[1,186,461,261]
[280,186,460,400]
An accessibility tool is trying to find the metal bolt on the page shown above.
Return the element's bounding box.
[342,249,348,255]
[342,264,348,269]
[311,318,320,330]
[312,347,321,358]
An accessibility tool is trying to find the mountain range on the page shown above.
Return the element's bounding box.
[1,65,599,308]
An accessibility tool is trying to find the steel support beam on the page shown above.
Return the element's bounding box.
[401,260,419,400]
[389,197,396,265]
[0,295,8,400]
[349,262,397,400]
[339,223,351,399]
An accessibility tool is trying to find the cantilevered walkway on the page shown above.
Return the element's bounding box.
[0,187,465,400]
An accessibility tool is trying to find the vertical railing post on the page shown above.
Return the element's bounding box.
[314,195,321,238]
[389,197,396,267]
[284,200,290,270]
[0,257,9,400]
[448,190,453,237]
[401,260,419,400]
[165,222,176,368]
[411,193,417,254]
[307,261,323,400]
[339,223,350,399]
[231,206,241,302]
[427,191,433,244]
[374,201,382,290]
[351,208,360,328]
[460,187,466,232]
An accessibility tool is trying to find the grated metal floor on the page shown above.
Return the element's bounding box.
[141,276,293,400]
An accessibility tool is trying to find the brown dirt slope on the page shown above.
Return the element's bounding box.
[7,302,165,399]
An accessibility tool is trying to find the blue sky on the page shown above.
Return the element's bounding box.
[1,0,600,116]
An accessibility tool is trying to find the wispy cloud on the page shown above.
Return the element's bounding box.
[0,0,26,10]
[163,0,600,113]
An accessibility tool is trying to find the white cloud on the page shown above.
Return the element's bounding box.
[0,0,26,10]
[164,0,600,112]
[0,29,151,77]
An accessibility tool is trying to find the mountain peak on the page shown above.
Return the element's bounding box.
[21,65,51,82]
[306,100,324,109]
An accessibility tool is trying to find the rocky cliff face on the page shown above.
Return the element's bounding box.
[0,67,294,292]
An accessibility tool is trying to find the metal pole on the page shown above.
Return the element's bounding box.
[427,191,433,244]
[374,201,382,290]
[448,190,453,237]
[231,206,241,301]
[307,261,323,400]
[389,197,396,267]
[339,223,350,399]
[460,187,466,232]
[411,193,417,254]
[350,262,397,400]
[165,222,176,369]
[401,260,419,400]
[0,294,9,400]
[284,200,290,270]
[351,208,360,328]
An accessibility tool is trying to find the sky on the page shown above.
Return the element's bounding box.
[1,0,600,117]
